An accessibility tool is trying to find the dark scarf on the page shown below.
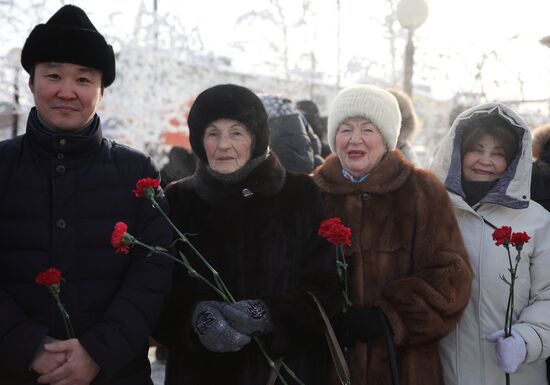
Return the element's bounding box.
[206,151,269,184]
[461,178,498,207]
[192,152,286,202]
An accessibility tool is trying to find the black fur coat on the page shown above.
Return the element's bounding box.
[154,153,340,385]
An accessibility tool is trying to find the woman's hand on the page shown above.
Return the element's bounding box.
[221,299,274,336]
[192,301,251,352]
[486,328,526,373]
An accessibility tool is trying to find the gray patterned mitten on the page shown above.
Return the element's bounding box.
[192,301,251,352]
[221,299,274,337]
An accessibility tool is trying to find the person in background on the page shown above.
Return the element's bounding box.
[297,99,332,158]
[154,84,340,385]
[259,93,323,173]
[386,88,420,165]
[160,146,197,187]
[430,103,550,385]
[531,122,550,212]
[0,5,173,385]
[313,84,472,385]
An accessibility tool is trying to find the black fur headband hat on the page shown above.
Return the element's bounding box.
[21,5,116,87]
[188,84,269,163]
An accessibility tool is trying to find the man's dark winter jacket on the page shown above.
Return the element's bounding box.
[0,109,173,385]
[154,153,340,385]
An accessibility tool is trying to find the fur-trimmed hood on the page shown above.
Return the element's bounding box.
[429,102,531,209]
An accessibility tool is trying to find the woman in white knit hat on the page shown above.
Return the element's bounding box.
[312,84,473,385]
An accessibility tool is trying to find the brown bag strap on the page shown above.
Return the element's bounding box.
[308,290,351,385]
[265,293,351,385]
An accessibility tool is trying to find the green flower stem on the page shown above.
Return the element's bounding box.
[134,240,229,301]
[213,272,236,304]
[338,244,350,314]
[501,241,526,385]
[280,360,306,385]
[503,246,523,339]
[182,238,234,302]
[504,289,512,337]
[150,199,188,242]
[52,293,74,339]
[504,246,513,338]
[505,244,525,385]
[509,255,521,336]
[253,337,289,385]
[150,199,235,303]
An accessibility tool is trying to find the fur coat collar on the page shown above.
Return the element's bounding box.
[191,152,286,202]
[313,150,413,195]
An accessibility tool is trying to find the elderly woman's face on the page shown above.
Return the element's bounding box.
[335,117,386,177]
[462,134,507,182]
[203,119,253,174]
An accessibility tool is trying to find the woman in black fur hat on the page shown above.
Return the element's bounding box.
[154,84,340,385]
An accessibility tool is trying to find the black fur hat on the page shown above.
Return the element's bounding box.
[188,84,269,163]
[21,5,116,87]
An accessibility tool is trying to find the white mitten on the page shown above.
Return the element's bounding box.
[486,328,527,374]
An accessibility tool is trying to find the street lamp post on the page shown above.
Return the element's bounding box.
[7,47,22,138]
[396,0,428,97]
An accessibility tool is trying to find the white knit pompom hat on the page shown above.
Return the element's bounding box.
[327,85,402,152]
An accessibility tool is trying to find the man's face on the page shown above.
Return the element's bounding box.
[29,62,102,131]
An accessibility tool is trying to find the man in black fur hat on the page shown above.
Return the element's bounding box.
[0,5,173,385]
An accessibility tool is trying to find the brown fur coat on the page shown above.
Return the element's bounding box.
[313,151,472,385]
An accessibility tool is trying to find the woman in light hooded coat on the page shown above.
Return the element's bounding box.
[430,102,550,385]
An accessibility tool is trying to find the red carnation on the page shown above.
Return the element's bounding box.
[318,217,352,247]
[492,226,512,246]
[132,178,160,199]
[511,232,531,249]
[111,222,135,254]
[35,267,74,338]
[35,267,62,287]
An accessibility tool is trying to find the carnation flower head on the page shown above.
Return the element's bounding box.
[510,231,531,250]
[132,178,160,199]
[492,226,512,247]
[111,222,136,254]
[318,217,352,246]
[35,267,62,287]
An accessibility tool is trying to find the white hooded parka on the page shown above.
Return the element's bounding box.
[430,103,550,385]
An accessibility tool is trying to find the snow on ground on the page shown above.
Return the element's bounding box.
[149,347,166,385]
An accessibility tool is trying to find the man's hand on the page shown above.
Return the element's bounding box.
[36,339,99,385]
[31,343,67,375]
